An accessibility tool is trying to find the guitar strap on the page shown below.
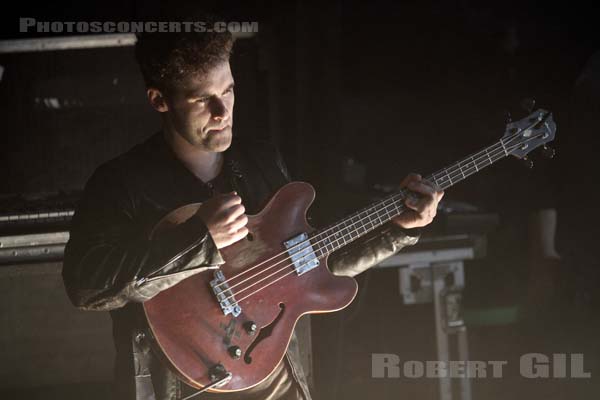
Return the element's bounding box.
[226,139,291,213]
[244,140,290,189]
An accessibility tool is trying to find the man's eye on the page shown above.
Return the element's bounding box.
[196,98,209,104]
[223,88,234,96]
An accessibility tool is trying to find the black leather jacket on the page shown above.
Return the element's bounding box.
[62,132,419,400]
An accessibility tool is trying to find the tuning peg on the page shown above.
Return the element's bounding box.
[505,111,513,124]
[520,156,534,168]
[541,145,556,159]
[520,98,536,114]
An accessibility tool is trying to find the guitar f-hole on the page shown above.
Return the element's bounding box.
[243,303,285,364]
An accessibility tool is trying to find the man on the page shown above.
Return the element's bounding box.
[62,27,443,400]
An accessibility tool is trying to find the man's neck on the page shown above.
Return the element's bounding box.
[163,129,223,183]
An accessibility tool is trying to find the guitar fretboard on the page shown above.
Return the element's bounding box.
[309,138,511,258]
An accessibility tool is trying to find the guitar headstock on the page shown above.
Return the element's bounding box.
[502,109,556,159]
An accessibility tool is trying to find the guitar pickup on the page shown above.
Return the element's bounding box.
[284,232,320,275]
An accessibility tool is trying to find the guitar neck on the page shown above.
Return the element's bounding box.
[310,139,511,258]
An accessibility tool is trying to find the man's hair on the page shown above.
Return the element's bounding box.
[134,27,234,92]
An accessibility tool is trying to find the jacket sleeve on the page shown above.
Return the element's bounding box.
[62,165,224,311]
[327,223,420,278]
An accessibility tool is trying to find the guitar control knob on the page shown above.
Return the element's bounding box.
[208,363,227,381]
[228,345,242,359]
[244,321,257,336]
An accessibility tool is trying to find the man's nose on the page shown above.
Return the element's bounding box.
[210,97,229,122]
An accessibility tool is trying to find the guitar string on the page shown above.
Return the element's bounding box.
[212,127,528,292]
[227,132,549,305]
[136,115,547,287]
[213,126,542,296]
[217,129,539,301]
[216,131,547,306]
[232,113,551,291]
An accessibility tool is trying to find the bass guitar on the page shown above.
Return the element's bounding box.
[142,109,556,393]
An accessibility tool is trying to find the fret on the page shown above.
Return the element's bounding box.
[315,248,324,259]
[367,219,375,230]
[373,215,381,228]
[334,231,342,244]
[386,203,395,219]
[493,146,504,163]
[356,211,364,224]
[347,222,358,241]
[358,212,367,233]
[500,139,508,157]
[314,236,322,250]
[384,205,393,220]
[340,224,349,238]
[457,161,465,180]
[357,223,366,236]
[339,226,349,244]
[375,208,385,225]
[312,237,322,254]
[393,201,402,216]
[456,162,465,177]
[312,138,523,259]
[351,215,359,231]
[352,213,365,236]
[333,236,343,248]
[381,204,390,220]
[445,169,453,185]
[438,175,447,187]
[463,163,471,176]
[484,148,492,165]
[324,238,334,253]
[464,159,474,175]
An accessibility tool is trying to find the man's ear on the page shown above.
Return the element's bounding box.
[147,88,169,112]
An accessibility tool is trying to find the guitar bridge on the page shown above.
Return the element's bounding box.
[284,232,320,275]
[210,269,242,317]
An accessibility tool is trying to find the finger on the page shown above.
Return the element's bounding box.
[231,226,249,244]
[408,181,436,196]
[405,195,434,213]
[421,179,442,192]
[393,210,420,228]
[228,213,248,232]
[215,192,242,209]
[400,173,422,188]
[219,226,249,249]
[222,203,246,223]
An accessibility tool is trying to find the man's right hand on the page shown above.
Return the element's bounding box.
[195,192,248,249]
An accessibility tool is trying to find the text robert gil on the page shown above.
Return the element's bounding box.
[372,353,591,379]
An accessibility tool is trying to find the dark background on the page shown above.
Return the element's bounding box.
[1,1,599,399]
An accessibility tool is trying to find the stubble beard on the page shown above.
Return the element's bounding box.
[200,126,233,153]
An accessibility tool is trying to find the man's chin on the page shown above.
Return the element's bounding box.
[203,129,232,152]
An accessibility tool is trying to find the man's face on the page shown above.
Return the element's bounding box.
[160,61,235,153]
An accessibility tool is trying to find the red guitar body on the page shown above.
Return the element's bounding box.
[143,182,358,392]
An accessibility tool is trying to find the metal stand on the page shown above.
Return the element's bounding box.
[400,260,471,400]
[380,242,478,400]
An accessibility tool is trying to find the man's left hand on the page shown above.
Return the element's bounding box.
[392,173,444,229]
